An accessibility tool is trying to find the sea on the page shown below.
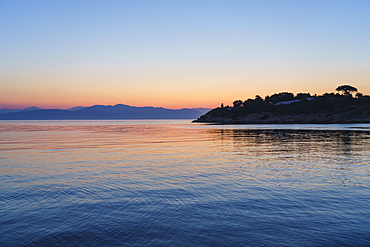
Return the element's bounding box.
[1,120,369,246]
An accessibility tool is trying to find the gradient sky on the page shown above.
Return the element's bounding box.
[1,0,369,109]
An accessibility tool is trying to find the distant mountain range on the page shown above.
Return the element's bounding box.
[0,104,210,120]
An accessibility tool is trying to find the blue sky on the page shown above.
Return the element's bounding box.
[1,0,369,108]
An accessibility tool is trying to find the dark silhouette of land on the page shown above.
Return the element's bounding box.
[0,104,210,120]
[194,85,370,124]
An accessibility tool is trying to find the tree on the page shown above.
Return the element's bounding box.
[255,95,263,103]
[233,100,243,108]
[265,92,294,104]
[355,92,363,98]
[336,85,358,95]
[295,93,311,100]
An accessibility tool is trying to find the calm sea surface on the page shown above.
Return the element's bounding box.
[1,120,369,246]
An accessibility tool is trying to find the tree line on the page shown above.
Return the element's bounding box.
[206,85,370,118]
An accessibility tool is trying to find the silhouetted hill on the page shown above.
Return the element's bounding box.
[194,89,370,124]
[0,104,209,120]
[67,106,86,111]
[0,106,42,114]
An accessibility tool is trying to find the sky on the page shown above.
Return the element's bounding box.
[1,0,369,109]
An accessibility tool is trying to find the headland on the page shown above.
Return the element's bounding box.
[193,85,370,124]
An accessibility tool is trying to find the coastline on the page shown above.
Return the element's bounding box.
[193,113,370,124]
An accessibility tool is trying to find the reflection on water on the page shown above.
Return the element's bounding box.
[211,128,369,160]
[0,121,369,246]
[208,129,370,188]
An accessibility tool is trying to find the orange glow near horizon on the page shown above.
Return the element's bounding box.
[1,65,369,110]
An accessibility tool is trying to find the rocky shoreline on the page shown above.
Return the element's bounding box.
[193,111,370,124]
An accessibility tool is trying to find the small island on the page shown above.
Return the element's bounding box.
[193,85,370,124]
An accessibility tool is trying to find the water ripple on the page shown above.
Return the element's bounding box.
[1,121,370,246]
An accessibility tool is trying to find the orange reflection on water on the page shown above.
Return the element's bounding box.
[0,121,369,189]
